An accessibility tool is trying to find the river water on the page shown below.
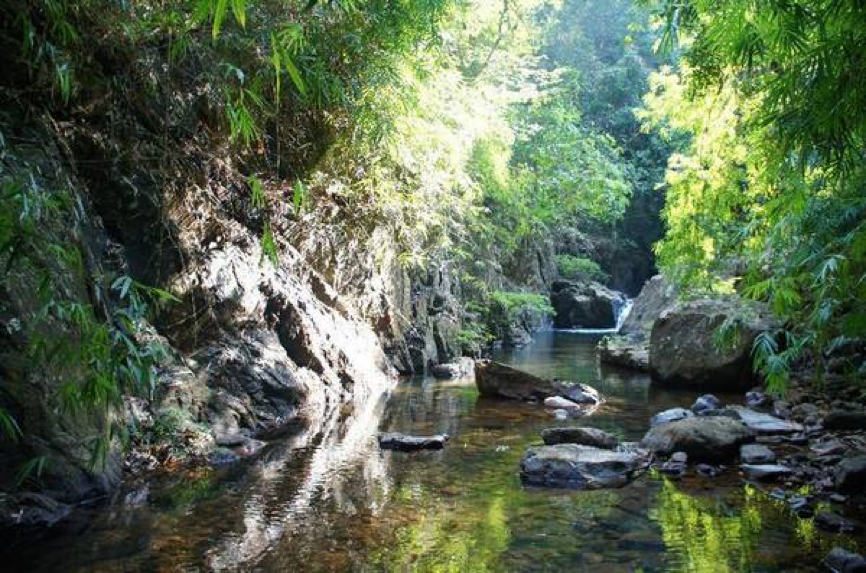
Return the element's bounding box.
[11,332,863,571]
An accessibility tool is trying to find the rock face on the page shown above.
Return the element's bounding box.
[474,360,601,406]
[541,427,618,449]
[641,416,755,461]
[649,297,780,389]
[378,433,449,451]
[550,280,626,329]
[599,274,676,370]
[519,444,647,489]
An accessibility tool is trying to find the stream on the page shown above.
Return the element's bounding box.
[10,332,862,572]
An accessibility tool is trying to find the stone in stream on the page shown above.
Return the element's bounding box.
[597,335,650,371]
[825,547,866,573]
[816,512,859,533]
[430,357,475,380]
[740,464,792,481]
[641,416,754,462]
[550,280,627,329]
[660,451,688,477]
[541,427,618,449]
[474,360,601,405]
[745,391,770,409]
[378,433,449,451]
[724,406,804,435]
[519,444,648,489]
[740,443,776,464]
[691,394,721,414]
[648,297,780,389]
[834,456,866,493]
[650,407,694,427]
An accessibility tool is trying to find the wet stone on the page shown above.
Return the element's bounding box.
[520,444,648,489]
[816,512,859,533]
[726,406,804,435]
[544,396,583,410]
[696,463,720,477]
[745,391,770,409]
[691,394,721,414]
[835,455,866,493]
[740,443,776,464]
[740,464,793,481]
[378,433,449,451]
[641,416,754,462]
[650,407,694,427]
[541,427,618,449]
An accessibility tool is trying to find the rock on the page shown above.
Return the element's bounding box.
[430,357,475,379]
[378,433,449,451]
[834,456,866,493]
[696,463,720,477]
[541,427,618,449]
[598,335,650,371]
[825,547,866,573]
[812,440,847,457]
[725,406,804,435]
[553,409,569,420]
[560,383,603,405]
[692,394,721,414]
[787,496,813,517]
[824,409,866,431]
[519,444,648,489]
[550,280,627,329]
[740,444,776,464]
[544,396,582,410]
[620,274,678,337]
[745,391,769,409]
[740,464,792,481]
[475,360,600,405]
[650,407,694,427]
[641,416,754,462]
[816,512,859,533]
[661,451,689,476]
[0,493,72,532]
[648,297,780,389]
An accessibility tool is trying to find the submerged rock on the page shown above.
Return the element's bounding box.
[550,280,627,329]
[519,444,647,489]
[649,297,779,389]
[650,407,694,427]
[541,427,618,449]
[740,443,776,464]
[378,433,449,451]
[641,416,754,461]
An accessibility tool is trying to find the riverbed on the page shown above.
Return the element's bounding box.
[10,332,862,571]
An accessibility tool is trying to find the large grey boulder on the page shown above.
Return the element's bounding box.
[620,275,678,337]
[825,547,866,573]
[541,427,618,449]
[649,297,780,389]
[641,416,755,461]
[550,280,626,329]
[474,360,601,406]
[519,444,648,489]
[598,335,650,371]
[430,357,475,379]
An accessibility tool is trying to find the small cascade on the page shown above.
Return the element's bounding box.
[555,298,634,335]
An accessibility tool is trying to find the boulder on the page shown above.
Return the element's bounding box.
[825,547,866,573]
[541,427,618,449]
[620,275,678,337]
[650,407,694,427]
[550,280,626,329]
[641,416,754,461]
[474,360,601,406]
[378,433,449,451]
[519,444,647,489]
[725,406,804,435]
[835,456,866,494]
[824,409,866,431]
[740,443,776,464]
[649,297,780,389]
[598,335,650,371]
[692,394,721,414]
[740,464,792,481]
[745,391,770,409]
[430,357,475,379]
[816,512,859,533]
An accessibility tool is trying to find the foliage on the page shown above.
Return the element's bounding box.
[642,0,866,391]
[489,291,554,320]
[555,254,608,283]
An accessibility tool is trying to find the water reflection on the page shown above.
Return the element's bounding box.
[8,333,865,571]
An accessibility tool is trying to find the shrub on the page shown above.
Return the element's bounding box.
[555,254,608,283]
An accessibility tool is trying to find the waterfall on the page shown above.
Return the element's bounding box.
[555,298,634,335]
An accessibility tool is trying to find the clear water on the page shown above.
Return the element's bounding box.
[9,332,863,571]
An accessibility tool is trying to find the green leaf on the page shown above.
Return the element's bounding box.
[282,53,306,96]
[230,0,246,28]
[212,0,228,40]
